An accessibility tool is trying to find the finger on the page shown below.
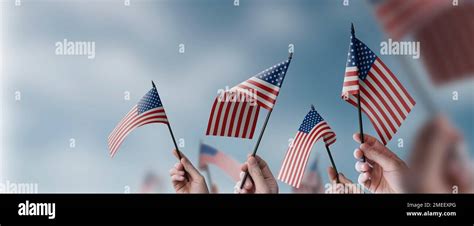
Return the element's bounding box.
[337,173,353,184]
[239,171,245,180]
[172,149,183,160]
[180,157,202,180]
[240,188,249,194]
[355,161,371,173]
[353,133,377,146]
[254,155,275,180]
[246,156,266,189]
[327,167,338,183]
[171,175,185,182]
[234,181,242,193]
[241,163,248,172]
[354,148,364,160]
[244,179,253,190]
[174,162,184,171]
[358,172,371,188]
[242,171,253,190]
[360,144,403,170]
[169,168,185,176]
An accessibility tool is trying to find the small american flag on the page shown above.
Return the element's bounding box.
[342,30,415,145]
[371,0,474,85]
[278,106,336,188]
[292,157,324,193]
[206,57,292,139]
[414,2,474,85]
[108,85,168,157]
[199,143,240,182]
[371,0,451,40]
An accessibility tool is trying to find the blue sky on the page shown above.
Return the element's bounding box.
[1,0,472,193]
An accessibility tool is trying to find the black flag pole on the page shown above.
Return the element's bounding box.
[309,104,340,183]
[325,145,340,184]
[352,23,367,162]
[239,52,293,189]
[151,81,183,161]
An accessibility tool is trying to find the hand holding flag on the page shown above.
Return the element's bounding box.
[342,24,415,146]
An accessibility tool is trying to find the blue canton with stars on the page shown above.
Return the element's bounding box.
[137,87,164,114]
[298,108,324,134]
[346,35,377,80]
[254,60,290,87]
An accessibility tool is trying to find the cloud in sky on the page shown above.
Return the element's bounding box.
[1,0,472,193]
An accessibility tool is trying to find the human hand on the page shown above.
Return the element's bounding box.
[210,184,219,193]
[326,167,363,193]
[407,115,473,193]
[234,155,278,194]
[169,149,209,194]
[353,133,407,193]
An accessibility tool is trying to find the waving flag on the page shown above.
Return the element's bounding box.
[278,106,336,188]
[206,57,292,139]
[413,3,474,85]
[342,32,415,145]
[371,0,474,86]
[292,157,324,193]
[108,85,168,157]
[199,143,240,182]
[371,0,451,40]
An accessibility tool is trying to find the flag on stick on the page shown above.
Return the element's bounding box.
[342,24,416,145]
[278,105,336,188]
[108,82,169,157]
[206,55,292,139]
[199,143,241,182]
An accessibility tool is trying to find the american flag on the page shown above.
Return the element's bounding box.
[198,143,240,182]
[371,0,474,85]
[108,85,168,157]
[278,106,336,188]
[342,31,415,145]
[371,0,451,40]
[292,157,324,193]
[413,2,474,85]
[206,56,292,139]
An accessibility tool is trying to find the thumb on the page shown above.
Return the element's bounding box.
[327,167,338,183]
[337,173,353,184]
[247,157,266,189]
[179,154,202,180]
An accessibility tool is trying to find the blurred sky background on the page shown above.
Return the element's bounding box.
[1,0,472,193]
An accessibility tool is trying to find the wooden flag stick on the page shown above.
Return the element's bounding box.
[239,52,293,189]
[325,145,340,183]
[352,23,367,162]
